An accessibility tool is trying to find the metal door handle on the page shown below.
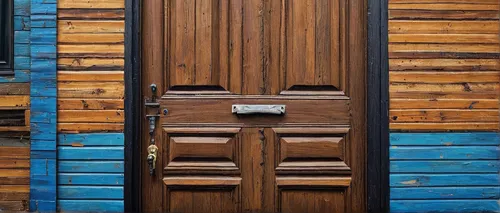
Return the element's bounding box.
[232,104,286,115]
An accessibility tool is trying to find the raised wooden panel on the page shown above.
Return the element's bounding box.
[279,189,346,213]
[164,128,241,173]
[273,128,350,174]
[166,0,241,93]
[281,0,343,93]
[164,177,240,213]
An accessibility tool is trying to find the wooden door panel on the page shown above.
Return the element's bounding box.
[282,0,342,92]
[164,177,241,213]
[159,97,350,125]
[166,0,242,93]
[164,127,241,173]
[279,189,346,213]
[274,127,350,174]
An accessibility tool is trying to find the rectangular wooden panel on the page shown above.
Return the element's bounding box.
[279,189,346,213]
[160,97,350,125]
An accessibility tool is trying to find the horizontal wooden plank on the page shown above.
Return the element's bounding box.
[0,177,29,185]
[57,200,123,212]
[58,34,124,44]
[58,58,124,71]
[390,109,499,123]
[0,83,30,95]
[58,133,124,146]
[390,99,499,109]
[58,0,125,9]
[0,147,29,159]
[390,72,500,83]
[58,98,124,110]
[389,34,499,44]
[0,191,29,201]
[58,186,123,199]
[58,161,124,173]
[58,45,124,58]
[390,122,499,130]
[58,173,124,185]
[58,71,124,82]
[0,169,29,177]
[389,10,500,20]
[390,59,500,71]
[58,9,125,20]
[391,174,500,186]
[390,160,499,173]
[0,185,29,193]
[389,3,499,10]
[389,21,499,34]
[390,200,500,213]
[58,147,124,160]
[0,96,30,109]
[0,201,27,211]
[389,43,500,53]
[58,20,124,33]
[58,123,124,133]
[390,146,499,160]
[58,110,124,123]
[390,133,500,146]
[0,160,29,169]
[391,187,500,199]
[58,82,124,98]
[0,126,30,132]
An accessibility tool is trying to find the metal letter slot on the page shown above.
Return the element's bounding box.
[232,104,286,115]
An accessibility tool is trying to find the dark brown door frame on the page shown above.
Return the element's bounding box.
[123,0,389,212]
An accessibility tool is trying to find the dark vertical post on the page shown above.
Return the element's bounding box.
[367,0,389,212]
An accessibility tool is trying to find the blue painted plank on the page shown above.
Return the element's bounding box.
[32,45,57,59]
[390,174,499,187]
[31,58,56,73]
[57,200,124,212]
[390,200,500,213]
[31,4,57,15]
[33,0,57,3]
[14,31,30,44]
[31,140,56,151]
[58,147,125,160]
[0,70,30,83]
[31,28,56,45]
[14,44,30,56]
[390,160,500,173]
[390,146,499,160]
[14,56,30,69]
[58,173,124,185]
[58,186,124,199]
[391,187,500,199]
[30,200,56,212]
[31,96,57,113]
[31,20,56,28]
[14,0,30,16]
[58,133,125,146]
[31,150,56,159]
[31,123,57,141]
[14,16,31,31]
[390,133,500,146]
[58,161,124,173]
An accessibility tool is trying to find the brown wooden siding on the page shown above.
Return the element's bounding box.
[57,0,125,133]
[389,0,500,131]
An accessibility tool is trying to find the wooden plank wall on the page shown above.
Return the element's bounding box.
[388,0,500,212]
[56,0,125,211]
[0,0,31,211]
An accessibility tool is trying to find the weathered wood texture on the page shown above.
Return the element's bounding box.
[56,133,124,212]
[389,0,500,131]
[0,0,31,211]
[57,0,125,133]
[390,133,500,212]
[56,1,125,212]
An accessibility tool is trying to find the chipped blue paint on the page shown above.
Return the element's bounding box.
[57,200,125,212]
[390,133,500,213]
[29,0,57,211]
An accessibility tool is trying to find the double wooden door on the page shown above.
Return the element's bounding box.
[141,0,366,212]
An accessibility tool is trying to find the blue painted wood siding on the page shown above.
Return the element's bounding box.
[57,133,125,212]
[390,133,500,213]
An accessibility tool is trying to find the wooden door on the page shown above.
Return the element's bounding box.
[141,0,366,212]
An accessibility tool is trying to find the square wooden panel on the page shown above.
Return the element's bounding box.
[163,128,242,174]
[273,127,351,174]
